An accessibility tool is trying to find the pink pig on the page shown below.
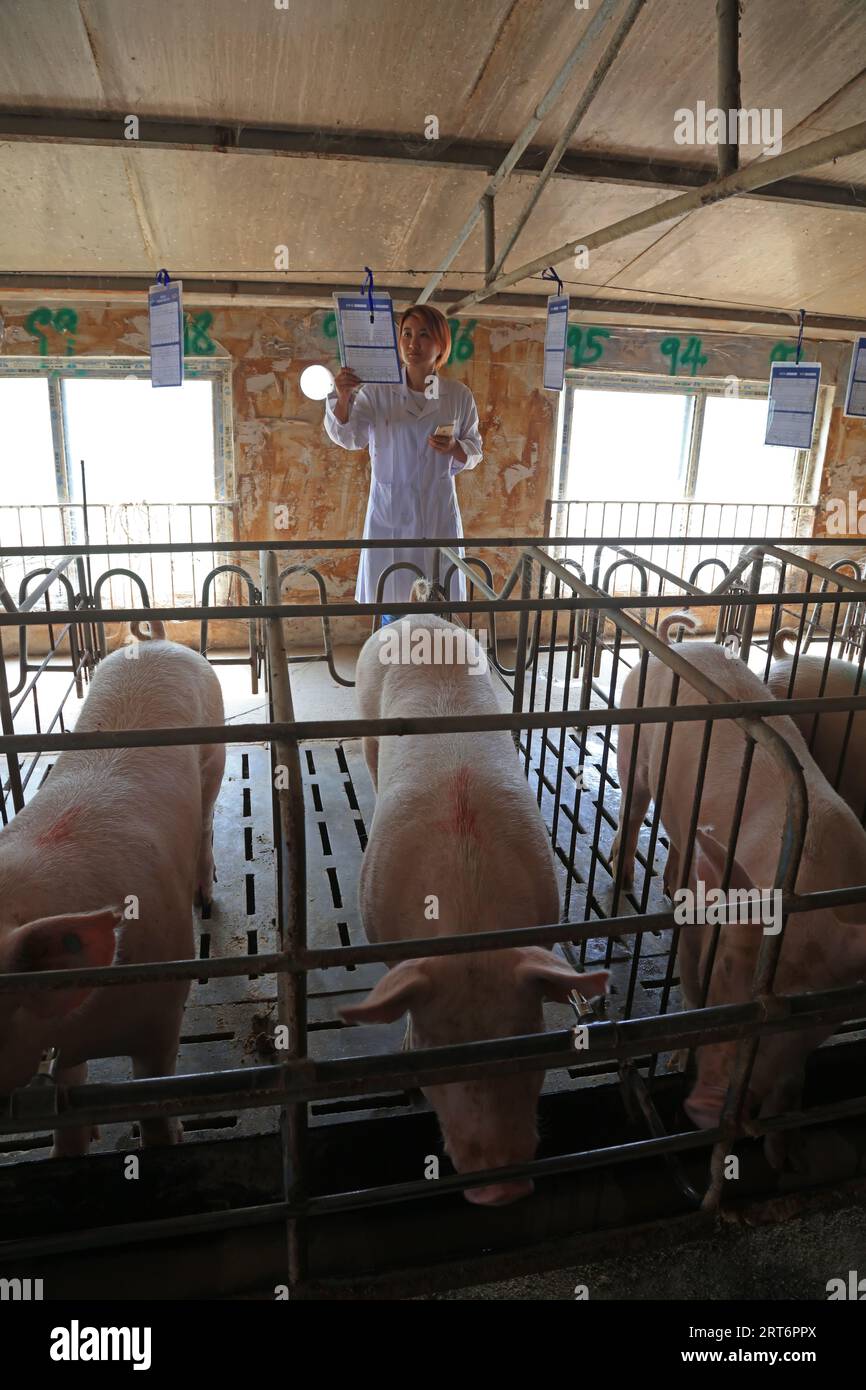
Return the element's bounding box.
[0,621,225,1154]
[613,616,866,1166]
[342,614,609,1205]
[768,627,866,819]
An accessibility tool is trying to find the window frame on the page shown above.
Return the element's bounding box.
[0,356,234,504]
[554,369,830,512]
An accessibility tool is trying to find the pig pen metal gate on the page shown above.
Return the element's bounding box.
[1,535,866,1298]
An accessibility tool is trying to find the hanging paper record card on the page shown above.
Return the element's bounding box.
[765,362,821,448]
[148,278,184,388]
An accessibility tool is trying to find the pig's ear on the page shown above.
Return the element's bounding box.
[692,828,756,893]
[340,960,430,1024]
[517,948,610,1004]
[2,907,122,1018]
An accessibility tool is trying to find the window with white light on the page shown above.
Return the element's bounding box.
[555,374,817,518]
[0,361,234,604]
[63,377,218,504]
[551,371,828,581]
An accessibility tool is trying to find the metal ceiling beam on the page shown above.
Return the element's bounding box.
[488,0,647,282]
[0,273,862,334]
[0,111,863,212]
[482,196,495,282]
[415,0,624,303]
[450,118,866,313]
[716,0,742,178]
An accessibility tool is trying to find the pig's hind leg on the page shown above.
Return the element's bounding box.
[51,1062,98,1158]
[610,765,650,893]
[196,745,226,917]
[363,736,379,791]
[130,988,189,1146]
[132,1047,183,1146]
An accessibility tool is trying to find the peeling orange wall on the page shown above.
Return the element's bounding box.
[2,302,865,647]
[814,409,866,538]
[0,304,557,646]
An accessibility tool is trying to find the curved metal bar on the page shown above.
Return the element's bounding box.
[765,550,866,653]
[806,560,865,655]
[593,544,712,659]
[278,564,354,688]
[841,603,866,660]
[371,557,530,659]
[601,555,650,596]
[92,569,151,660]
[553,557,601,681]
[826,560,864,659]
[710,547,854,655]
[12,568,81,699]
[688,557,730,586]
[200,565,262,694]
[374,562,427,625]
[441,554,494,603]
[596,544,706,599]
[829,561,862,584]
[558,557,586,583]
[438,547,542,678]
[442,555,515,678]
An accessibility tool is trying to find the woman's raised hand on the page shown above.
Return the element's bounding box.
[335,368,363,403]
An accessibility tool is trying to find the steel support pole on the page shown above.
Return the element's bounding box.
[262,549,309,1288]
[483,194,495,282]
[0,627,25,814]
[716,0,742,178]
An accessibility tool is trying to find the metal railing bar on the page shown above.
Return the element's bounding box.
[3,887,866,999]
[0,1201,290,1263]
[758,544,866,594]
[4,1081,866,1266]
[2,534,862,559]
[7,692,866,756]
[3,982,866,1135]
[262,548,309,1285]
[7,588,866,629]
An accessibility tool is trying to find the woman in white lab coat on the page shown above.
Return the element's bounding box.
[323,305,483,611]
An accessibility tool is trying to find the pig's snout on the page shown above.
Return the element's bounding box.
[684,1081,729,1129]
[464,1178,534,1206]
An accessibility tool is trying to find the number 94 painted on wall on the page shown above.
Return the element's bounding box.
[660,336,709,375]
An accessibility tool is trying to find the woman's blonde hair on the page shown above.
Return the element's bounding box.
[398,305,452,371]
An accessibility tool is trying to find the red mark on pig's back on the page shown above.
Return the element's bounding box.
[433,766,478,841]
[35,806,80,846]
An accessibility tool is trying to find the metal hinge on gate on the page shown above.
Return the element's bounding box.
[568,990,603,1049]
[9,1046,61,1121]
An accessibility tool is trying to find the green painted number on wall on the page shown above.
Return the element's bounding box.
[447,319,476,364]
[322,311,338,339]
[769,341,797,363]
[183,311,216,355]
[660,335,708,376]
[25,307,78,356]
[567,325,611,366]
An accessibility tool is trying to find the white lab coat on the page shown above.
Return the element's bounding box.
[323,377,483,604]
